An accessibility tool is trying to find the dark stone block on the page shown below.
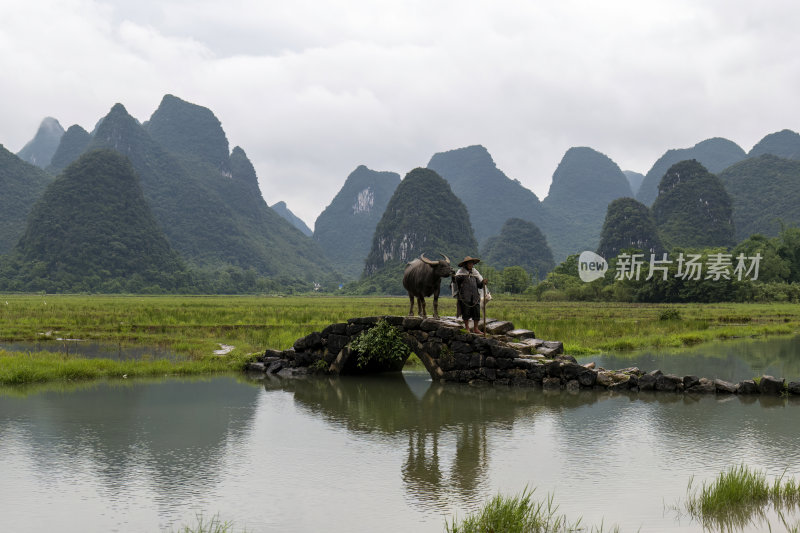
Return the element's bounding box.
[420,318,444,331]
[246,362,266,372]
[608,377,631,391]
[451,340,473,353]
[263,349,283,360]
[638,373,656,391]
[326,334,350,355]
[542,341,564,355]
[436,327,456,340]
[442,370,460,381]
[507,328,536,339]
[577,369,597,387]
[347,323,367,336]
[423,340,442,358]
[527,365,547,382]
[561,362,584,380]
[484,356,497,369]
[480,367,497,380]
[655,374,682,392]
[469,353,483,368]
[686,378,715,394]
[545,360,561,378]
[738,380,759,394]
[403,316,424,329]
[459,370,477,381]
[485,320,514,335]
[715,379,737,394]
[383,316,405,326]
[266,360,284,374]
[491,345,518,359]
[566,379,580,392]
[683,375,700,389]
[455,353,471,367]
[412,330,429,341]
[789,381,800,396]
[543,377,561,390]
[496,357,514,370]
[759,375,785,395]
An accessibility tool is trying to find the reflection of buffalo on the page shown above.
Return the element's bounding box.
[403,254,454,318]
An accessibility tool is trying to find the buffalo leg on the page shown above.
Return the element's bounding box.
[407,294,414,316]
[419,298,426,318]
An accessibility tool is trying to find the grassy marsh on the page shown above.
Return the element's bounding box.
[1,294,799,385]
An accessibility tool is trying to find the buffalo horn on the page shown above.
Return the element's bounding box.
[439,253,451,264]
[420,254,439,265]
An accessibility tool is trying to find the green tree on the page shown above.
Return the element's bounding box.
[501,266,531,294]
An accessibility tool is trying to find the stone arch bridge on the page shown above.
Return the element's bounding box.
[248,315,800,396]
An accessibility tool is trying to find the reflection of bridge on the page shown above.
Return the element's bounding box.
[250,315,800,395]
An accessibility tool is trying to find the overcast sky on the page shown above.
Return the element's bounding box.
[3,0,800,228]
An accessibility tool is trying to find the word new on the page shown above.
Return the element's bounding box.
[614,252,762,282]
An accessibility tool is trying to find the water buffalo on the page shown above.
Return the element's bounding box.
[403,253,454,318]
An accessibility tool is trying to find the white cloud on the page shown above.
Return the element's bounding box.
[3,0,800,227]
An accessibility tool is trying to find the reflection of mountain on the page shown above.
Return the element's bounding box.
[0,377,259,514]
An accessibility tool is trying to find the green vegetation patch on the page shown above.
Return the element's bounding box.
[445,488,619,533]
[350,319,410,368]
[683,465,800,532]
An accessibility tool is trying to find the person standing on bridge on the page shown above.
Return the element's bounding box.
[454,256,488,334]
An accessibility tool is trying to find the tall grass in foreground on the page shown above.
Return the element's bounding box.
[683,465,800,532]
[445,488,620,533]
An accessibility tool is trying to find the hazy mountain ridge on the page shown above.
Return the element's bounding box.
[271,201,313,237]
[314,165,400,280]
[0,144,51,254]
[6,103,800,291]
[636,137,747,206]
[12,149,188,292]
[16,117,64,168]
[47,124,91,174]
[719,154,800,241]
[427,145,544,245]
[358,168,476,294]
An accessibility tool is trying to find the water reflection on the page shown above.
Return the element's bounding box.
[581,335,800,382]
[0,376,260,530]
[1,368,799,532]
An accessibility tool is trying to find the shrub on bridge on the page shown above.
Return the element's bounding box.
[350,319,410,369]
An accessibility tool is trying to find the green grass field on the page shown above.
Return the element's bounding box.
[1,294,799,385]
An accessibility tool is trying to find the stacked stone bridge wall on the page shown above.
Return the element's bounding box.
[247,315,800,396]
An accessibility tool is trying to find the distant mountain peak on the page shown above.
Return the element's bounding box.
[313,165,401,280]
[145,94,231,173]
[17,116,65,168]
[748,129,800,160]
[636,137,746,206]
[270,201,313,237]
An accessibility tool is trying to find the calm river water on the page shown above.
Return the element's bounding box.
[2,337,800,532]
